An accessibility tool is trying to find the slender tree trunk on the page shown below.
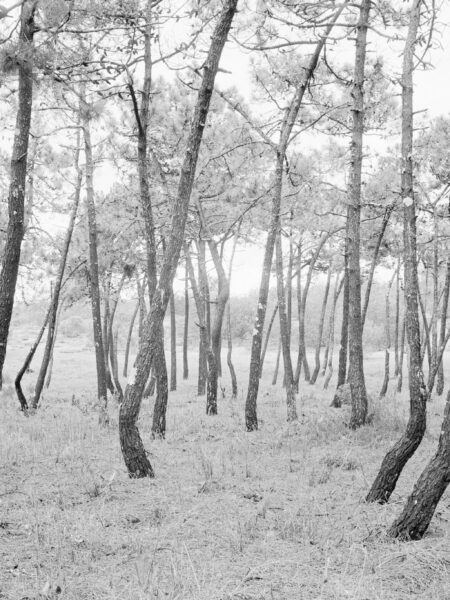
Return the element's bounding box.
[170,287,177,391]
[103,270,115,394]
[151,325,168,438]
[418,286,432,368]
[325,273,344,390]
[436,256,450,395]
[244,11,343,430]
[366,0,428,504]
[119,1,238,477]
[431,207,439,378]
[397,314,406,392]
[310,261,332,384]
[15,303,52,412]
[332,235,349,407]
[379,271,396,398]
[394,259,401,376]
[361,204,395,330]
[0,2,35,388]
[123,300,139,378]
[347,0,370,429]
[197,239,209,396]
[226,225,240,398]
[45,297,65,389]
[183,258,189,380]
[260,304,279,378]
[272,340,281,385]
[108,271,127,403]
[32,132,82,409]
[82,97,108,422]
[275,226,297,421]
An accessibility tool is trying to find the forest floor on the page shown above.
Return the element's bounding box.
[1,334,450,599]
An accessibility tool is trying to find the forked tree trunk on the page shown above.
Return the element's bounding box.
[15,303,52,412]
[82,97,108,423]
[310,261,332,385]
[119,1,238,477]
[260,304,278,378]
[436,256,450,395]
[347,0,370,429]
[31,133,82,408]
[0,2,35,388]
[324,273,344,390]
[244,10,343,431]
[366,0,427,504]
[379,271,396,398]
[183,259,189,380]
[169,288,177,391]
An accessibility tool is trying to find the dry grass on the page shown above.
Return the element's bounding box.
[1,341,450,599]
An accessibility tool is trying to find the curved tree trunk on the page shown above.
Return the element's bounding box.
[389,386,450,540]
[310,261,332,385]
[347,0,370,429]
[119,0,238,477]
[0,2,36,388]
[272,340,281,386]
[366,0,427,504]
[32,132,82,408]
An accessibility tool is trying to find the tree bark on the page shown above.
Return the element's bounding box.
[397,314,406,392]
[244,11,343,431]
[183,258,189,380]
[260,304,278,378]
[226,226,240,398]
[394,258,401,376]
[82,95,108,423]
[332,234,349,407]
[119,0,238,477]
[108,271,127,403]
[123,300,140,378]
[347,0,370,429]
[379,271,396,398]
[324,273,344,390]
[32,131,82,408]
[389,387,450,540]
[436,256,450,395]
[361,204,395,331]
[197,239,209,396]
[169,287,177,391]
[366,0,427,504]
[275,226,297,421]
[0,2,36,388]
[310,261,332,384]
[45,297,65,389]
[272,340,281,386]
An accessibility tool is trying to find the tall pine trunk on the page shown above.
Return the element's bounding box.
[366,0,427,504]
[310,261,332,384]
[32,131,82,408]
[183,258,189,380]
[324,273,344,390]
[170,288,177,391]
[332,234,349,407]
[0,2,35,387]
[347,0,370,429]
[119,0,238,477]
[379,271,396,398]
[436,255,450,395]
[82,97,108,422]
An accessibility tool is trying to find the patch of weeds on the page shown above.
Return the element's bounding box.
[322,454,359,471]
[308,465,332,486]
